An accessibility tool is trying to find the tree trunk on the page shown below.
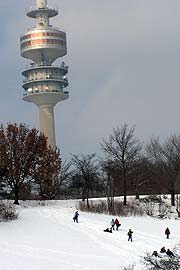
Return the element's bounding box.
[82,186,86,201]
[123,174,127,205]
[171,189,175,206]
[87,197,89,209]
[123,194,127,205]
[135,186,140,199]
[86,189,90,209]
[107,196,115,215]
[14,189,19,205]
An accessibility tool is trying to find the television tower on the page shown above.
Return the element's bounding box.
[20,0,69,148]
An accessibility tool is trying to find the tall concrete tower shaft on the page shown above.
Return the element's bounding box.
[20,0,69,148]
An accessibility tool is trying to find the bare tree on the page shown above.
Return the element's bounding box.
[100,159,119,214]
[59,160,73,188]
[55,160,73,199]
[146,135,180,206]
[130,156,153,199]
[101,123,142,205]
[0,123,61,204]
[71,153,99,208]
[70,173,84,199]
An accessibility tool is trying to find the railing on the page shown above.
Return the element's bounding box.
[23,89,69,96]
[26,6,59,14]
[23,77,68,84]
[24,62,68,70]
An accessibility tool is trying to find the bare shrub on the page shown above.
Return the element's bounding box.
[78,199,144,216]
[78,196,174,218]
[114,200,144,217]
[79,200,108,214]
[0,201,19,221]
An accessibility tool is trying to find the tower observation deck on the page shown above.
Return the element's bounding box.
[20,0,69,148]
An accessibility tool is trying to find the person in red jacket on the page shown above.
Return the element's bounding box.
[165,227,170,239]
[114,218,121,231]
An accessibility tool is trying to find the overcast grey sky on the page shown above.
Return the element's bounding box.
[1,0,180,160]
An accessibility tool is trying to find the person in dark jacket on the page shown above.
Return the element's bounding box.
[165,227,170,239]
[166,249,175,257]
[160,246,166,253]
[127,229,133,242]
[73,211,79,223]
[152,251,159,257]
[114,218,121,231]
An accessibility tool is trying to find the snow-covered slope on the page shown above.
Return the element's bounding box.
[0,200,179,270]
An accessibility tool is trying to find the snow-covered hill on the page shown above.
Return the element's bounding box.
[0,200,179,270]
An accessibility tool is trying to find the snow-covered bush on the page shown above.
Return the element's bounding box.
[143,245,180,270]
[121,265,135,270]
[139,195,163,204]
[0,201,19,221]
[139,195,178,219]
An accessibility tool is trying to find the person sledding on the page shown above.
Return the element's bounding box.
[114,218,121,231]
[104,227,112,233]
[73,210,79,223]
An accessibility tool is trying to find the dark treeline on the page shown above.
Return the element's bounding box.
[67,123,180,209]
[0,123,180,208]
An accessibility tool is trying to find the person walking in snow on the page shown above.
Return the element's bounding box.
[73,210,79,223]
[127,229,133,242]
[110,218,115,230]
[114,218,120,231]
[165,227,170,239]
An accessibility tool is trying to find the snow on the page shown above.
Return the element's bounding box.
[0,200,180,270]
